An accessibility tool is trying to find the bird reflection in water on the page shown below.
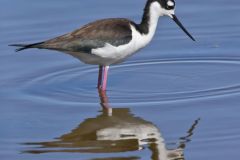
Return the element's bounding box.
[23,89,200,160]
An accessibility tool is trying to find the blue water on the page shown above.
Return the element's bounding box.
[1,0,240,159]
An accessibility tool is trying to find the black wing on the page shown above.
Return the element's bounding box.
[10,18,133,53]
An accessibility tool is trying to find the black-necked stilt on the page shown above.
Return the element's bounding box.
[10,0,195,91]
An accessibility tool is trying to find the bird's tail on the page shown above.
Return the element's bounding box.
[9,42,44,52]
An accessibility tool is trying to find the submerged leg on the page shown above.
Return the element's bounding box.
[101,66,109,91]
[98,88,112,116]
[97,66,103,89]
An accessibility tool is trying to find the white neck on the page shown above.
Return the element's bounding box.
[133,2,162,48]
[147,2,162,37]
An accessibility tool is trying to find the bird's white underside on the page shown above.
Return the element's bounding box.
[71,2,174,66]
[91,22,157,65]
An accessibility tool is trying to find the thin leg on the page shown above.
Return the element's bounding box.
[101,66,109,91]
[97,66,103,89]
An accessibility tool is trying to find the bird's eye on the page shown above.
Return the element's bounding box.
[166,0,175,10]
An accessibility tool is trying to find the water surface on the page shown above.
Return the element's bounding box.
[1,0,240,160]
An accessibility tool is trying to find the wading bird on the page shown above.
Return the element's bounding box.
[10,0,195,90]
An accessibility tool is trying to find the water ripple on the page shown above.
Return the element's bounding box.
[19,57,240,105]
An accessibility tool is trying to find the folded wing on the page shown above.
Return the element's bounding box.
[41,18,133,54]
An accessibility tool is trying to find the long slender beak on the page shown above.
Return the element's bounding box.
[171,14,195,41]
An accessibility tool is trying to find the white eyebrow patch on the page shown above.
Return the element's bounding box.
[167,1,174,7]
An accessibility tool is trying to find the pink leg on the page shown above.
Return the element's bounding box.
[97,66,103,89]
[101,66,109,91]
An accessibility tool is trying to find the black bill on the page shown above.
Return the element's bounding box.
[172,14,195,41]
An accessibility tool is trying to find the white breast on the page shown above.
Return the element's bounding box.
[91,25,155,65]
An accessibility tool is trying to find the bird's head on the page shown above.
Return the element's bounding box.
[153,0,195,41]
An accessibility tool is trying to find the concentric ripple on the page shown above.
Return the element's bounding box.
[20,57,240,105]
